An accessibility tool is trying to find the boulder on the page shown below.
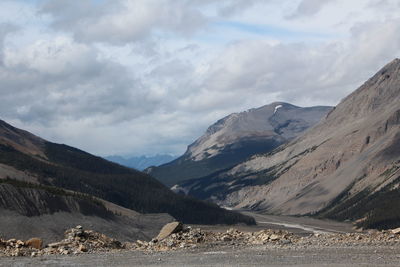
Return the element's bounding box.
[25,238,43,249]
[391,228,400,234]
[269,234,280,241]
[222,235,232,242]
[156,222,183,241]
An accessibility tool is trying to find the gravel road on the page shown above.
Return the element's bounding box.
[241,211,356,234]
[193,211,355,236]
[2,245,400,267]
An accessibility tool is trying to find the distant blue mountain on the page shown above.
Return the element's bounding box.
[105,154,176,170]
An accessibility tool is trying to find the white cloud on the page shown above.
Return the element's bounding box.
[1,35,159,126]
[287,0,337,19]
[40,0,209,45]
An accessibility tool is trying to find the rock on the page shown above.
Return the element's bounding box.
[269,234,280,241]
[47,241,71,248]
[6,224,399,256]
[136,240,147,247]
[15,240,24,248]
[11,248,22,257]
[391,228,400,234]
[0,226,128,257]
[166,240,175,247]
[25,238,43,249]
[78,244,88,252]
[222,236,232,242]
[65,227,85,239]
[156,222,183,240]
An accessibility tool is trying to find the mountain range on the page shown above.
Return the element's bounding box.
[173,58,400,230]
[105,154,176,171]
[0,120,254,241]
[1,57,399,241]
[148,102,332,187]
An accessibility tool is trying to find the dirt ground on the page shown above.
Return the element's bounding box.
[1,245,400,267]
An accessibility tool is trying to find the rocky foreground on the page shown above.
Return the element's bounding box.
[2,223,400,258]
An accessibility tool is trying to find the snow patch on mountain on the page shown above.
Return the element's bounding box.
[274,105,283,114]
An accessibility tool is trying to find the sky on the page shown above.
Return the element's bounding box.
[1,0,400,157]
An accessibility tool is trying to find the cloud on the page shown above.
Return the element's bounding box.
[0,23,18,63]
[39,0,274,45]
[216,0,266,16]
[39,0,209,45]
[1,36,160,127]
[288,0,337,19]
[0,0,400,157]
[188,18,400,109]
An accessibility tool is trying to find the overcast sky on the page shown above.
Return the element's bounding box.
[1,0,400,157]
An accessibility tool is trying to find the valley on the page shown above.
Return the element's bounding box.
[0,59,400,266]
[150,59,400,231]
[2,1,400,265]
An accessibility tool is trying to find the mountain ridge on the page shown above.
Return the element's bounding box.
[0,119,255,229]
[149,102,332,187]
[183,58,400,229]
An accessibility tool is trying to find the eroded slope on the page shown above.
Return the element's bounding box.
[189,59,400,229]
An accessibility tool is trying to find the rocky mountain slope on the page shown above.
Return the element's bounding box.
[105,154,176,170]
[0,119,255,237]
[148,103,331,187]
[184,59,400,229]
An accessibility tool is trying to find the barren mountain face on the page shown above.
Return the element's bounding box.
[187,103,331,161]
[187,59,400,229]
[149,103,331,187]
